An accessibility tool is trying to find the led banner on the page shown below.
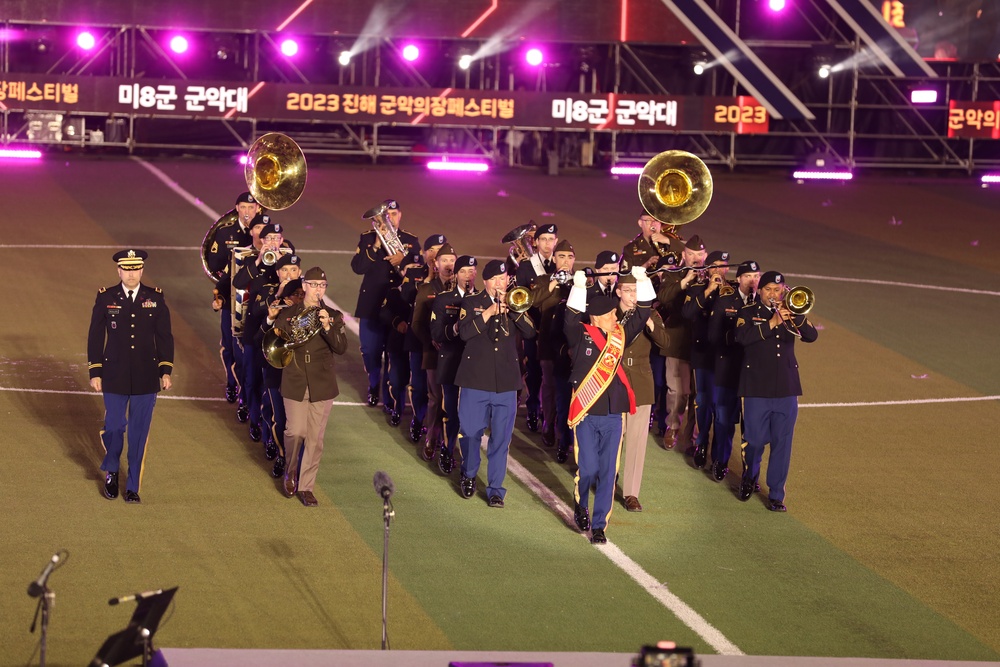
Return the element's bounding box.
[947,100,1000,140]
[0,73,769,134]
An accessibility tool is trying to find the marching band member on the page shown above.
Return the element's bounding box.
[430,255,478,474]
[455,260,536,508]
[616,273,669,512]
[514,223,559,432]
[206,192,257,403]
[88,250,174,504]
[351,199,420,409]
[734,270,818,512]
[681,250,730,468]
[620,211,684,279]
[412,242,457,458]
[565,266,653,543]
[534,239,576,452]
[269,267,348,507]
[707,260,761,481]
[656,235,707,451]
[588,250,621,299]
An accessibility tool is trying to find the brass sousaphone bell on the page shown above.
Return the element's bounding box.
[638,150,713,227]
[245,132,308,211]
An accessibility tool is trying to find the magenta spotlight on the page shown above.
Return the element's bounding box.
[76,31,96,50]
[239,155,249,165]
[427,160,489,173]
[169,35,189,54]
[610,165,645,176]
[793,170,853,181]
[0,148,43,159]
[980,174,1000,185]
[525,48,544,67]
[910,89,938,104]
[280,39,299,57]
[402,44,420,62]
[768,0,787,11]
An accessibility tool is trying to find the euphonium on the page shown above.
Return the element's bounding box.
[363,201,407,276]
[501,221,537,269]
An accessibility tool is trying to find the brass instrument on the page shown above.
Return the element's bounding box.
[639,150,713,226]
[201,209,239,282]
[262,305,325,368]
[718,278,736,297]
[245,132,307,211]
[363,201,408,276]
[772,285,814,337]
[261,247,292,267]
[501,221,537,269]
[505,286,533,313]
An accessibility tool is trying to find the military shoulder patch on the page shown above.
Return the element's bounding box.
[736,317,745,327]
[460,307,467,319]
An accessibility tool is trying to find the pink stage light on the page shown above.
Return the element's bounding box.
[239,155,249,165]
[76,31,96,51]
[0,148,43,159]
[402,44,420,62]
[910,89,938,104]
[525,48,544,67]
[768,0,787,11]
[793,170,853,181]
[610,165,645,176]
[980,174,1000,185]
[280,39,299,57]
[427,160,489,173]
[169,35,189,54]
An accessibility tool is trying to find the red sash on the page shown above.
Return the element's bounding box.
[568,323,636,427]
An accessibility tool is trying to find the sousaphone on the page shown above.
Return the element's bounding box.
[245,132,307,211]
[638,150,713,227]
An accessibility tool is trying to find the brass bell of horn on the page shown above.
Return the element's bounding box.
[245,132,307,211]
[638,150,713,226]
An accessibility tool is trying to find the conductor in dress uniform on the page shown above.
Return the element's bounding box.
[455,260,536,508]
[734,270,818,512]
[88,249,174,503]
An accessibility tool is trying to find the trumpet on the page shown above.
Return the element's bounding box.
[770,285,814,338]
[261,246,291,267]
[711,274,736,297]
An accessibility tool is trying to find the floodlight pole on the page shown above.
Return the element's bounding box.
[381,497,394,650]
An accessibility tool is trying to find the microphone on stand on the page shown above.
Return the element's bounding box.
[373,471,395,499]
[27,552,61,598]
[108,589,163,606]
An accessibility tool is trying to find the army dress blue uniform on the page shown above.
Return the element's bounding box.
[430,279,473,470]
[88,267,173,499]
[706,286,752,479]
[455,281,536,503]
[734,273,818,508]
[350,225,420,407]
[206,214,251,401]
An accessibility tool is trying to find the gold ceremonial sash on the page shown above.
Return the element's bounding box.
[568,323,631,427]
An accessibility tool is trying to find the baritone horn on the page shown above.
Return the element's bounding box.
[501,221,537,269]
[245,132,307,211]
[638,150,713,227]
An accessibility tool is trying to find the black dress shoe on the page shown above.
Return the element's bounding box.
[438,449,455,474]
[590,528,607,544]
[103,471,119,500]
[737,475,756,502]
[264,442,278,461]
[366,387,379,407]
[124,490,141,504]
[271,456,286,478]
[488,494,505,508]
[768,498,787,512]
[541,432,555,448]
[408,418,423,443]
[225,385,238,403]
[712,461,728,482]
[693,445,707,468]
[236,402,249,423]
[389,410,401,427]
[460,475,476,499]
[574,503,591,531]
[555,446,569,464]
[249,423,262,442]
[526,411,539,432]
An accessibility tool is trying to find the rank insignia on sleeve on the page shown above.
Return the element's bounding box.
[430,312,436,321]
[736,317,745,327]
[210,242,218,253]
[460,308,466,319]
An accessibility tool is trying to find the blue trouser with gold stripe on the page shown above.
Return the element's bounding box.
[712,385,739,467]
[458,388,516,500]
[573,413,624,531]
[742,396,798,502]
[101,392,157,494]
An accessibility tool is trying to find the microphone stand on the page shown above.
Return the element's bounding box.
[381,496,395,650]
[29,586,54,667]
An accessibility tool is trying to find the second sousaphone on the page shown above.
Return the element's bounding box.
[638,150,713,226]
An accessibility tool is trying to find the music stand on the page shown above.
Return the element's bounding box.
[91,587,177,667]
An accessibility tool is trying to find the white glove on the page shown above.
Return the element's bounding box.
[631,265,648,282]
[573,270,587,289]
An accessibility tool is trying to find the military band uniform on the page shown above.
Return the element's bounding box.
[400,263,430,442]
[88,251,174,501]
[455,270,536,504]
[250,279,294,476]
[206,211,251,401]
[274,293,348,504]
[350,223,420,407]
[514,224,558,429]
[380,286,411,425]
[656,266,697,450]
[430,278,473,472]
[412,275,451,455]
[735,272,818,510]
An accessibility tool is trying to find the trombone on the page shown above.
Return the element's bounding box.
[770,285,815,338]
